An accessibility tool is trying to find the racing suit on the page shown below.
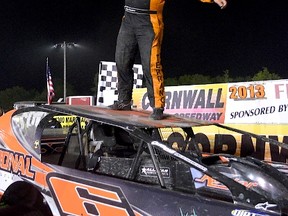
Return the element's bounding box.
[115,0,213,109]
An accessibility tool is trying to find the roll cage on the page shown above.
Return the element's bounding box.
[41,113,288,211]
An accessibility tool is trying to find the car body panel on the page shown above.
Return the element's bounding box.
[0,105,287,216]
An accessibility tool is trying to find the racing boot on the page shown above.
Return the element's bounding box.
[150,108,164,120]
[109,100,132,111]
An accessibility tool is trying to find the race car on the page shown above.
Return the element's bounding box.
[0,104,288,216]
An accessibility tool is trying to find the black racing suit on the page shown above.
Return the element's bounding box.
[115,0,165,109]
[115,0,213,109]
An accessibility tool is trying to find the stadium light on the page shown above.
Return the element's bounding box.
[53,41,77,101]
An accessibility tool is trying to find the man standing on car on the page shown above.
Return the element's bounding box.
[109,0,227,120]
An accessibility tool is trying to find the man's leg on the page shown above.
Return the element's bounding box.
[112,15,138,110]
[137,15,165,119]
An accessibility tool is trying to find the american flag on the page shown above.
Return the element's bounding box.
[46,58,55,104]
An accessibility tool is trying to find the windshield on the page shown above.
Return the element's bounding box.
[12,110,50,159]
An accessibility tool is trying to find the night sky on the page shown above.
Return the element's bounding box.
[1,0,287,95]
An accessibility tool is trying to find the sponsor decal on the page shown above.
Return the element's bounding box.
[231,209,270,216]
[54,115,86,128]
[191,168,258,190]
[180,208,197,216]
[255,202,277,211]
[140,166,170,178]
[13,111,47,130]
[0,148,35,180]
[155,53,165,105]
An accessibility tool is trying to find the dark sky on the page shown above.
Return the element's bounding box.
[1,0,287,95]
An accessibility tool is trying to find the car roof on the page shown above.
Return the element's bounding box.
[38,104,214,129]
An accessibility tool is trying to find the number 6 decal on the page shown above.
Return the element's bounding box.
[47,173,140,216]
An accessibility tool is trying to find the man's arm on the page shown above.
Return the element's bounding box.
[214,0,227,9]
[200,0,228,9]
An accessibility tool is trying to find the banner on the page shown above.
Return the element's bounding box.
[132,79,288,124]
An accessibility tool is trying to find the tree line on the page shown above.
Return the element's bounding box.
[0,67,282,112]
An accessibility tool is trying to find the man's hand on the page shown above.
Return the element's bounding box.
[214,0,227,9]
